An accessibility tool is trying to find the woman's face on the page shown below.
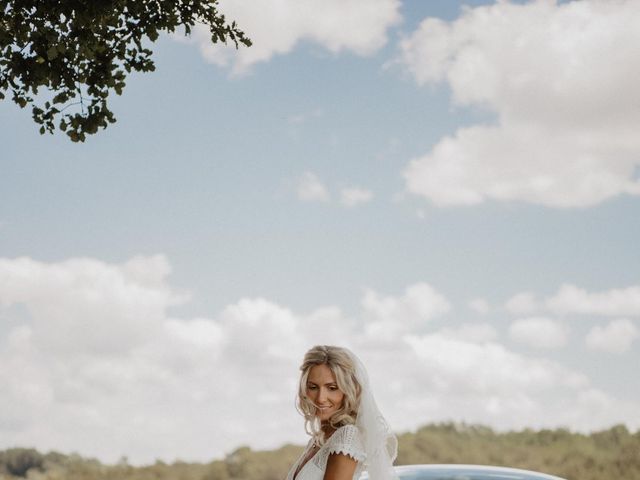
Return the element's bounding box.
[306,363,345,422]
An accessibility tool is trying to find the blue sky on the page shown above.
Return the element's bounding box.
[1,0,640,465]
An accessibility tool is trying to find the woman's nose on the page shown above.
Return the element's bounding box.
[317,388,327,403]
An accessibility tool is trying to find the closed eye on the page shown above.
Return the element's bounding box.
[306,383,339,391]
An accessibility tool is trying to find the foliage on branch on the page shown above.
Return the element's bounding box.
[0,448,44,477]
[0,0,250,142]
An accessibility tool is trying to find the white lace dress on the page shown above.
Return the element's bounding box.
[286,424,366,480]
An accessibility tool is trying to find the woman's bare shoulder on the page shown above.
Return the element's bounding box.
[323,450,358,480]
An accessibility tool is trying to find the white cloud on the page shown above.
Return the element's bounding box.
[0,256,305,463]
[190,0,401,74]
[340,187,374,207]
[1,257,639,464]
[361,282,451,338]
[164,318,224,348]
[468,297,490,314]
[0,255,186,356]
[400,0,640,207]
[288,107,324,125]
[504,292,539,315]
[296,171,330,202]
[391,333,639,434]
[505,284,640,318]
[509,317,569,350]
[546,284,640,317]
[294,177,374,208]
[585,318,639,354]
[438,322,498,343]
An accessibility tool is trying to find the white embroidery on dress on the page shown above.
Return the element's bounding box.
[287,425,366,480]
[313,425,366,471]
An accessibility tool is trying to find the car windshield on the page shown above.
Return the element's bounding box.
[395,467,553,480]
[359,466,561,480]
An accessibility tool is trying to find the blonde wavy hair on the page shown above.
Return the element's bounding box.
[296,345,361,445]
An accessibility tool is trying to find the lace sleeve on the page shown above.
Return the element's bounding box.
[315,424,366,468]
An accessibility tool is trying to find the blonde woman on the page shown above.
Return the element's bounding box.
[286,345,398,480]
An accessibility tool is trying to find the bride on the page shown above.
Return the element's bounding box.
[286,345,399,480]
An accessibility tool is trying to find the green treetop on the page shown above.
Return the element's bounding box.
[0,0,250,142]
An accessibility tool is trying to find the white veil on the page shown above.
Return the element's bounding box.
[346,348,399,480]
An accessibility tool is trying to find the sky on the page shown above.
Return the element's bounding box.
[1,0,640,466]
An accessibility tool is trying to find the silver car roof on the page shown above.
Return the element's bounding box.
[360,464,566,480]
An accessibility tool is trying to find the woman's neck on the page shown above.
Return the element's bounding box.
[321,422,336,439]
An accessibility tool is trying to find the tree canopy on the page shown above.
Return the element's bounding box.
[0,0,250,142]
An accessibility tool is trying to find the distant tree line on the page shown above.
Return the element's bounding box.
[1,423,639,480]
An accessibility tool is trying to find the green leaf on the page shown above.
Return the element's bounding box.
[52,92,68,104]
[46,46,58,60]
